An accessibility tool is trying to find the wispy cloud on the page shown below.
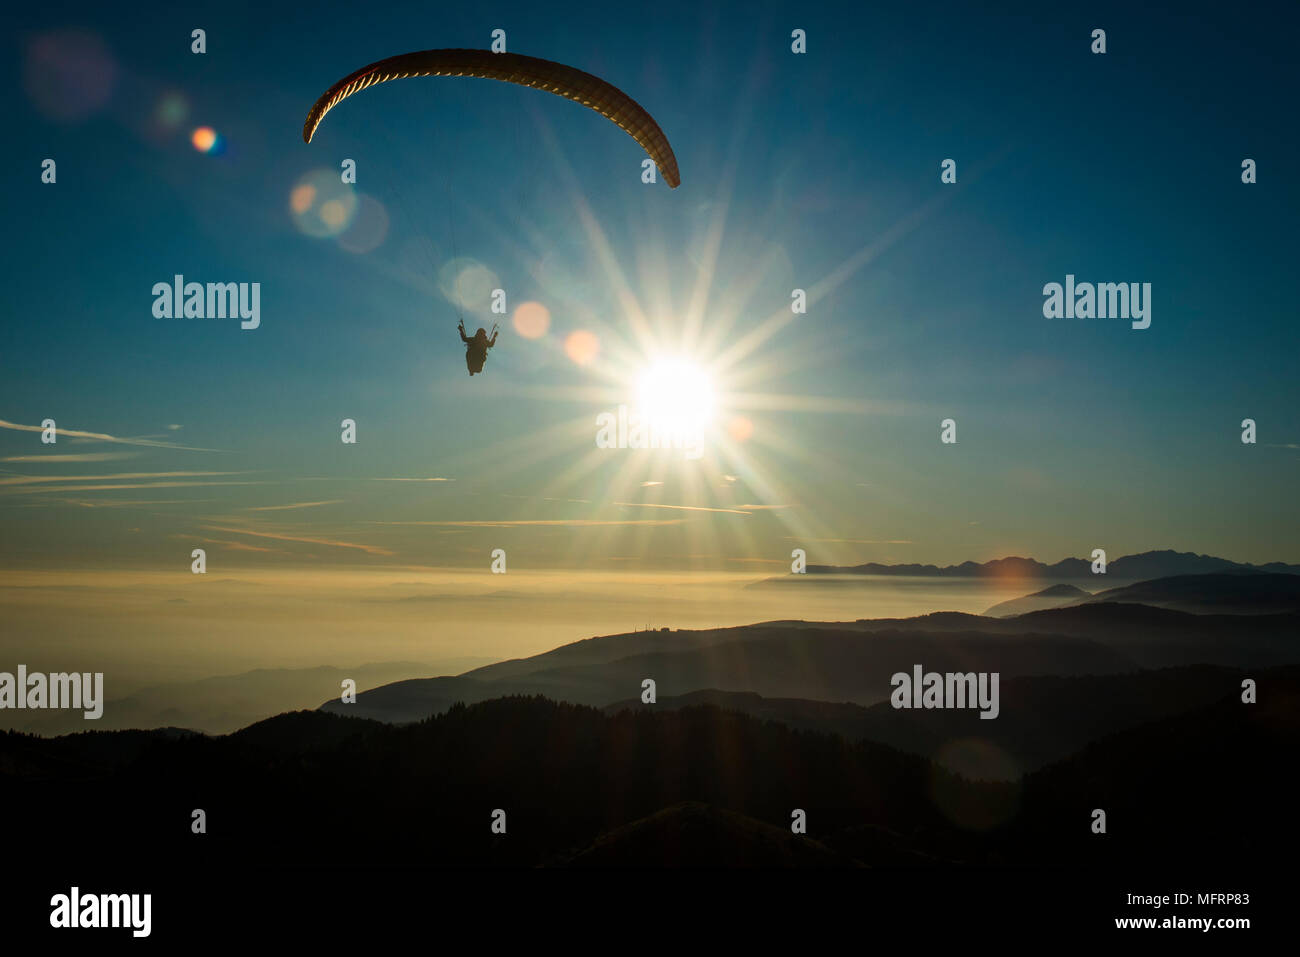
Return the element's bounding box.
[501,495,593,504]
[47,498,218,509]
[200,524,394,556]
[0,453,137,463]
[11,481,268,494]
[0,418,220,451]
[192,536,283,554]
[734,504,794,511]
[0,471,244,488]
[372,519,684,527]
[244,500,343,511]
[370,477,454,482]
[784,536,914,545]
[614,502,752,515]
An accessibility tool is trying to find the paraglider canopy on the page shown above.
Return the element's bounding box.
[303,48,680,188]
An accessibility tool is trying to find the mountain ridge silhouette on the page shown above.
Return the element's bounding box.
[319,574,1297,725]
[750,549,1300,585]
[5,669,1297,867]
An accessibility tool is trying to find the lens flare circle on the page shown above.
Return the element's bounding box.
[512,301,551,340]
[727,415,754,443]
[289,168,358,238]
[191,126,218,152]
[564,330,600,366]
[337,194,389,254]
[439,258,498,316]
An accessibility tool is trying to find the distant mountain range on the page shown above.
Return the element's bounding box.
[1086,572,1300,614]
[319,622,1131,722]
[7,568,1299,869]
[985,572,1300,617]
[319,573,1299,725]
[751,549,1300,585]
[0,659,495,737]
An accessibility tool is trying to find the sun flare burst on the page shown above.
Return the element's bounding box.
[382,106,917,572]
[636,358,715,438]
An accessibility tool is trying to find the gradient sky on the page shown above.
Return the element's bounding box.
[4,0,1298,575]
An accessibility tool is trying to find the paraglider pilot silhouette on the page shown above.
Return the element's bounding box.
[459,320,498,376]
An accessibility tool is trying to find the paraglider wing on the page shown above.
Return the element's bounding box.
[303,49,680,188]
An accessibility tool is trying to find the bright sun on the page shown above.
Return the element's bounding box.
[636,358,715,437]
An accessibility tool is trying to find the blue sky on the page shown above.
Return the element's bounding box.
[3,0,1297,571]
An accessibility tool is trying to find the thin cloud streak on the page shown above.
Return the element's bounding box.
[200,524,394,556]
[244,500,344,511]
[45,498,220,509]
[614,502,752,515]
[12,481,270,494]
[193,537,283,554]
[786,537,915,545]
[372,519,685,527]
[1,453,138,463]
[0,418,222,452]
[0,471,245,487]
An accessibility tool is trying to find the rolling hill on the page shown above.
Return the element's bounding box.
[603,665,1246,778]
[4,668,1297,867]
[320,576,1298,725]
